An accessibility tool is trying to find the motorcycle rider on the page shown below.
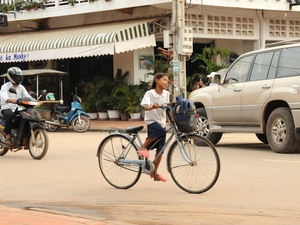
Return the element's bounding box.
[0,67,35,145]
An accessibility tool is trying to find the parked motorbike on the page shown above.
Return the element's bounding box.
[45,93,91,132]
[0,88,49,160]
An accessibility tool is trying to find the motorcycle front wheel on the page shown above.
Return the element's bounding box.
[71,115,91,133]
[29,128,49,160]
[0,142,9,156]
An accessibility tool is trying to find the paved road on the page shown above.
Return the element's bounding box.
[1,131,300,225]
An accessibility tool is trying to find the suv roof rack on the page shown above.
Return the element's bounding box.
[263,39,300,49]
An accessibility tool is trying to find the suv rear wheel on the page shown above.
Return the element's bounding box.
[196,108,222,145]
[266,107,300,153]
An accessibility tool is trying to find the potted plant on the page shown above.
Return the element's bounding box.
[144,48,172,77]
[111,94,129,121]
[14,0,24,11]
[113,84,144,120]
[81,95,98,120]
[23,2,33,11]
[32,2,40,10]
[8,4,14,11]
[1,4,8,12]
[105,69,129,120]
[68,0,76,6]
[81,81,98,120]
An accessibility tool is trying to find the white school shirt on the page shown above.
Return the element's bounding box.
[140,89,170,128]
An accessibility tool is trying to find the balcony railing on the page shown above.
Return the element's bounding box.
[0,0,94,12]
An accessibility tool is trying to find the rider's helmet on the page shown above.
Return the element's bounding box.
[46,93,55,101]
[7,67,23,85]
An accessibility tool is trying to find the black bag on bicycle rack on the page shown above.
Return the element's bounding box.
[173,96,198,133]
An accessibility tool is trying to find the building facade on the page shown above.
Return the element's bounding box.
[0,0,299,98]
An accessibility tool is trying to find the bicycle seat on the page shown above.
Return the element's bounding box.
[125,126,144,134]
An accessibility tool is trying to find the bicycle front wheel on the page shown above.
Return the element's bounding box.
[167,134,220,194]
[97,134,142,189]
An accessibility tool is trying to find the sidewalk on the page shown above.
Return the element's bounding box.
[0,119,145,225]
[89,119,146,132]
[0,205,108,225]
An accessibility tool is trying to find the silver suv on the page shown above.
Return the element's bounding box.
[189,40,300,153]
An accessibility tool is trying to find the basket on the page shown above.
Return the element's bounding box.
[173,110,197,133]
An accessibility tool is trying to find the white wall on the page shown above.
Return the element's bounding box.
[215,40,245,55]
[199,0,293,11]
[113,47,154,85]
[113,51,133,84]
[133,48,154,84]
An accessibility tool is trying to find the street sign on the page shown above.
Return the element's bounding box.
[173,60,179,72]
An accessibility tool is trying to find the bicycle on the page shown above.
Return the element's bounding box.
[96,105,220,194]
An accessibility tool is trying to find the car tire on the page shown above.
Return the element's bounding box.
[266,107,300,153]
[196,108,222,145]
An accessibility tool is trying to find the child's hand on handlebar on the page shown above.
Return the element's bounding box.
[152,103,159,109]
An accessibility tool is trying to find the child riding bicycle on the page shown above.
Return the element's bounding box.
[138,73,169,182]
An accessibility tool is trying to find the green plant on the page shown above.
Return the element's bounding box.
[68,0,76,6]
[113,84,143,114]
[8,4,14,11]
[203,46,217,60]
[82,69,129,112]
[216,48,230,60]
[191,47,230,74]
[14,0,25,10]
[1,4,8,12]
[23,1,33,10]
[32,2,40,10]
[104,69,130,110]
[81,78,104,113]
[144,47,173,77]
[81,97,97,113]
[138,80,151,95]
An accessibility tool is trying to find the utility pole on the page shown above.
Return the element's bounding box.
[169,0,193,101]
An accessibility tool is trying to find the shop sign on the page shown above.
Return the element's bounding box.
[0,52,30,62]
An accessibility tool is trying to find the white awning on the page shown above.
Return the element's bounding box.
[0,19,156,63]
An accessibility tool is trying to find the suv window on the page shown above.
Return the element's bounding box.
[249,52,274,81]
[277,47,300,78]
[225,55,253,84]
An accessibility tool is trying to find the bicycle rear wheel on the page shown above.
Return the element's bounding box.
[97,134,142,189]
[167,134,220,194]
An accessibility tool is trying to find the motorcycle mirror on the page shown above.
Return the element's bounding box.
[40,90,47,96]
[8,87,17,94]
[37,90,47,100]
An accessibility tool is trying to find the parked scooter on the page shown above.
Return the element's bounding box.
[45,93,91,132]
[0,88,49,160]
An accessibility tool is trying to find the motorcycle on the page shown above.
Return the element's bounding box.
[45,93,91,133]
[0,88,49,160]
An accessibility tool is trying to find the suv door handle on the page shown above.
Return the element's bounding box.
[233,88,242,92]
[262,84,271,89]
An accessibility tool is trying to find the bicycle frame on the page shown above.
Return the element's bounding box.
[116,106,196,175]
